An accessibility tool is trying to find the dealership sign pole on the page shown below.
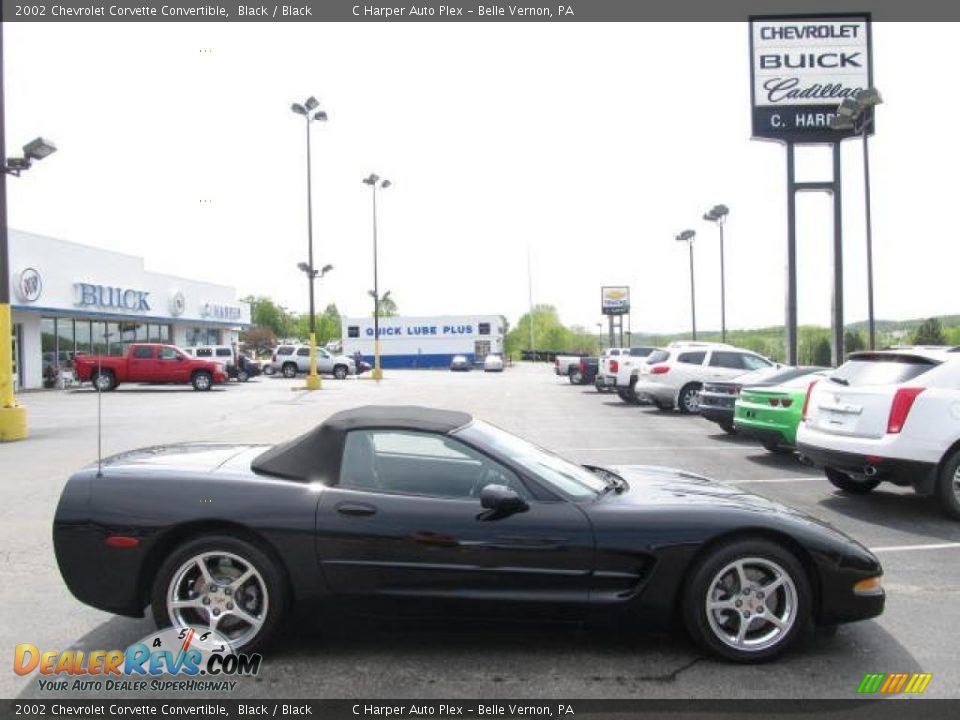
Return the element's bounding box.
[750,13,873,366]
[600,286,630,348]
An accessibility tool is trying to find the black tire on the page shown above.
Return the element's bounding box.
[683,538,811,663]
[91,370,116,392]
[237,370,250,383]
[569,370,584,385]
[150,534,287,654]
[263,365,275,376]
[825,467,880,494]
[191,371,213,392]
[678,383,702,415]
[935,449,960,520]
[281,363,298,379]
[333,365,348,380]
[721,424,737,435]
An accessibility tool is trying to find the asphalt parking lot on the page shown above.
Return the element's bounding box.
[4,364,959,699]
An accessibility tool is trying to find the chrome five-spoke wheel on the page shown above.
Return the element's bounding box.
[152,535,286,653]
[705,557,797,653]
[167,551,268,650]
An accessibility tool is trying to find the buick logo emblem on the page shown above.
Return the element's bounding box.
[16,268,42,303]
[170,291,186,317]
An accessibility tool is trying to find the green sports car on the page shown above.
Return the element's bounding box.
[734,371,826,453]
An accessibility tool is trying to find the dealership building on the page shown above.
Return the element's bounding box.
[7,230,251,390]
[341,315,504,368]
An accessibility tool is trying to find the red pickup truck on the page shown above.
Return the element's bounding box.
[74,343,229,392]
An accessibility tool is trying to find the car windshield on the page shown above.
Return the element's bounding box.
[456,421,607,498]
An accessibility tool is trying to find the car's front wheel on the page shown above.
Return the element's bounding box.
[151,535,287,653]
[936,449,960,520]
[191,371,213,391]
[825,468,880,494]
[281,363,298,379]
[237,370,250,383]
[91,370,116,392]
[684,538,810,662]
[333,365,349,380]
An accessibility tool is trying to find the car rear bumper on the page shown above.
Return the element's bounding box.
[736,422,791,449]
[632,380,674,403]
[699,405,734,427]
[597,374,618,387]
[797,442,938,495]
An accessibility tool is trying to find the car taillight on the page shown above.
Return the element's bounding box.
[610,360,619,373]
[887,387,924,434]
[579,360,587,371]
[768,398,793,408]
[651,365,670,375]
[801,380,818,420]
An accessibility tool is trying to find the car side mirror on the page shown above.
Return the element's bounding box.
[479,484,528,516]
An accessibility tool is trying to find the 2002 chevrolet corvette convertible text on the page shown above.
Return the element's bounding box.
[53,406,884,662]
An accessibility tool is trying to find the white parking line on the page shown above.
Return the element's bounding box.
[572,446,760,452]
[870,542,960,553]
[730,477,823,484]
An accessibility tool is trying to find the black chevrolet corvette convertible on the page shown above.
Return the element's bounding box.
[53,406,884,662]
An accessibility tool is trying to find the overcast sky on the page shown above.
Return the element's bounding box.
[5,22,957,334]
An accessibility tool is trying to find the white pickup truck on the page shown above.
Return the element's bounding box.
[597,346,660,403]
[554,355,583,377]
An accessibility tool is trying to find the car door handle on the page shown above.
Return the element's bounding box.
[336,502,377,517]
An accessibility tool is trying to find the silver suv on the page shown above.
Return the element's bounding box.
[270,345,356,379]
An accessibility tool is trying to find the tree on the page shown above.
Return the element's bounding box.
[370,291,398,318]
[242,295,298,339]
[240,327,277,356]
[812,337,832,366]
[318,304,342,345]
[844,330,866,357]
[912,317,947,346]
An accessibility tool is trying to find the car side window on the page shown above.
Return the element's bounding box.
[709,351,745,369]
[216,348,233,358]
[339,430,528,500]
[296,348,310,357]
[133,346,153,359]
[742,354,772,370]
[677,351,706,365]
[195,348,212,357]
[158,347,179,360]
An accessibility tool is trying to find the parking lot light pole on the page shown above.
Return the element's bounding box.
[703,204,730,344]
[0,27,57,441]
[676,230,697,341]
[831,87,882,350]
[363,174,391,381]
[291,96,328,390]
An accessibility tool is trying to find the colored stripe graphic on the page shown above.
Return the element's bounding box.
[858,672,932,694]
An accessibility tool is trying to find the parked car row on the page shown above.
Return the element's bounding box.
[559,340,960,520]
[450,353,506,372]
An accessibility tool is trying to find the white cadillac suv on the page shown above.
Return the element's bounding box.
[797,347,960,518]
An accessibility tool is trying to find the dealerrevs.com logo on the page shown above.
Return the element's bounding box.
[857,672,933,695]
[14,627,262,693]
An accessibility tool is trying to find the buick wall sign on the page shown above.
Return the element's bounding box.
[16,268,43,303]
[750,14,872,143]
[169,291,186,317]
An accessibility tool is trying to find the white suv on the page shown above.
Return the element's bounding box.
[270,345,357,379]
[633,342,775,413]
[797,348,960,519]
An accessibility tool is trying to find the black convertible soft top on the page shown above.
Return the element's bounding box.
[251,405,474,482]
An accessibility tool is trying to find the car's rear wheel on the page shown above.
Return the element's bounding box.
[191,371,213,392]
[678,384,702,414]
[683,538,810,663]
[825,467,880,494]
[935,450,960,520]
[569,369,584,385]
[91,370,116,392]
[762,441,792,455]
[237,370,250,383]
[263,365,275,376]
[334,365,348,380]
[152,535,286,653]
[281,363,298,379]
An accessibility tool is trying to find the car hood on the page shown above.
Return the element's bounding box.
[603,464,803,515]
